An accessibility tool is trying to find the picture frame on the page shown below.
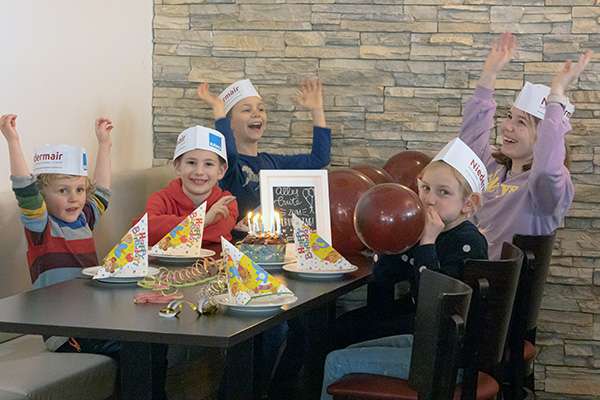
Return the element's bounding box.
[259,169,331,243]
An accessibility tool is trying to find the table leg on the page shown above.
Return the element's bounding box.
[120,342,168,400]
[218,338,254,400]
[120,342,153,400]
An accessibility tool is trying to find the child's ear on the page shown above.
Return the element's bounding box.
[461,193,482,217]
[217,162,227,180]
[173,159,182,176]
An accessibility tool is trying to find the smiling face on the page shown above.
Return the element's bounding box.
[174,149,227,204]
[229,96,267,144]
[417,162,475,230]
[40,175,89,223]
[499,106,539,165]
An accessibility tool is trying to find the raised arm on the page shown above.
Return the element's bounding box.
[197,82,240,177]
[460,33,517,162]
[93,117,113,190]
[530,51,593,214]
[1,114,30,177]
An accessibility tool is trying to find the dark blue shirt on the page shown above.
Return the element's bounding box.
[216,118,331,218]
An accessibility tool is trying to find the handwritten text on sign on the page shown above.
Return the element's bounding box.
[272,186,316,239]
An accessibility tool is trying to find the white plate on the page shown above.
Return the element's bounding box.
[212,293,297,314]
[81,266,160,284]
[149,248,216,265]
[282,263,358,279]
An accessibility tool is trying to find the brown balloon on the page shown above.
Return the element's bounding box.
[354,183,425,254]
[383,151,431,192]
[350,164,394,185]
[328,168,375,257]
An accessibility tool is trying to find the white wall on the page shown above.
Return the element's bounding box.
[0,0,154,191]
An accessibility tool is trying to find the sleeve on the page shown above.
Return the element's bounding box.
[266,126,331,169]
[216,118,240,180]
[411,244,440,272]
[83,185,111,230]
[459,86,497,165]
[528,103,575,216]
[10,175,48,233]
[145,193,186,246]
[436,229,488,279]
[202,195,239,247]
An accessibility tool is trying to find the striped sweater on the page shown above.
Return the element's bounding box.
[11,175,110,288]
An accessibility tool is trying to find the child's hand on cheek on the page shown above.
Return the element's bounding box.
[420,207,445,245]
[197,82,226,119]
[95,117,114,145]
[205,195,236,226]
[0,114,19,142]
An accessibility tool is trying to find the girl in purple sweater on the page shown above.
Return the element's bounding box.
[460,32,593,259]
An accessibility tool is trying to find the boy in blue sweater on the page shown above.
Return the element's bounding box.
[197,78,331,218]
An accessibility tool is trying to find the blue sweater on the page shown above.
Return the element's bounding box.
[216,118,331,218]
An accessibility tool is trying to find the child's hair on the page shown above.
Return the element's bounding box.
[36,174,95,199]
[173,153,227,167]
[419,160,473,199]
[491,112,571,172]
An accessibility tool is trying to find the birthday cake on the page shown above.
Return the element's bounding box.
[237,233,286,264]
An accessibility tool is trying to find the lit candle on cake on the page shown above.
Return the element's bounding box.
[247,212,253,235]
[275,211,282,236]
[253,213,261,237]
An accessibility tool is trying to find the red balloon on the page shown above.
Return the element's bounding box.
[383,151,431,192]
[329,169,375,256]
[354,183,425,254]
[350,165,394,185]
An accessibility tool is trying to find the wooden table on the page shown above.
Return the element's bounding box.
[0,256,373,400]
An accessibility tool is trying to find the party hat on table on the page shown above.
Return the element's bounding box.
[149,202,206,257]
[221,237,292,305]
[95,214,148,279]
[292,214,355,271]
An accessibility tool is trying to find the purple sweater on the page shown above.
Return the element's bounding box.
[460,86,574,260]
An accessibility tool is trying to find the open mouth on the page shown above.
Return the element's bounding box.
[191,178,208,186]
[248,121,263,131]
[66,207,79,213]
[503,137,517,144]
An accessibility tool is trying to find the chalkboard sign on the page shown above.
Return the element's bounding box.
[272,186,316,240]
[260,170,331,244]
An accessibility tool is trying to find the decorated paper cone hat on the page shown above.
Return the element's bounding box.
[149,202,206,257]
[514,81,575,120]
[292,214,355,271]
[33,144,88,176]
[95,214,148,279]
[432,138,488,193]
[173,125,227,162]
[221,237,292,305]
[218,79,261,114]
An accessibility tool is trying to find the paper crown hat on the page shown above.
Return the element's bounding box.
[94,214,148,279]
[173,125,227,162]
[431,138,488,193]
[33,144,88,176]
[149,202,206,257]
[221,237,292,305]
[514,81,575,120]
[292,214,355,271]
[218,79,261,115]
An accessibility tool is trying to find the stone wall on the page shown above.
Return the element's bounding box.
[152,1,600,398]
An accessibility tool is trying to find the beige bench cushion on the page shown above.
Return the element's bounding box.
[0,335,116,400]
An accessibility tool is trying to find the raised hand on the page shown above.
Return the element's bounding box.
[295,79,323,111]
[479,32,518,89]
[197,82,226,119]
[551,50,594,96]
[95,117,114,145]
[420,207,446,245]
[206,195,236,225]
[0,114,19,142]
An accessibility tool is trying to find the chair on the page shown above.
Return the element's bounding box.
[503,233,556,400]
[328,242,523,400]
[460,242,523,400]
[328,269,473,400]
